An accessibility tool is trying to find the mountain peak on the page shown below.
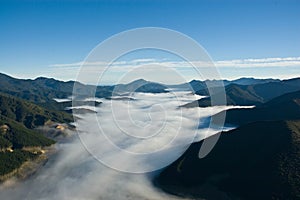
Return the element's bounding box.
[130,78,148,84]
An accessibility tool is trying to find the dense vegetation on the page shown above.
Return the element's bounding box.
[0,116,55,148]
[0,75,77,178]
[218,90,300,126]
[158,90,300,200]
[0,73,72,109]
[0,116,54,177]
[0,93,73,129]
[0,73,111,111]
[158,120,300,199]
[0,135,12,149]
[0,150,38,176]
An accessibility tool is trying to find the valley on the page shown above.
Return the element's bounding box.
[0,73,299,200]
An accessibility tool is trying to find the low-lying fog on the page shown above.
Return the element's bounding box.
[0,91,247,200]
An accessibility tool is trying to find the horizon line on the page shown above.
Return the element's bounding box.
[1,71,299,87]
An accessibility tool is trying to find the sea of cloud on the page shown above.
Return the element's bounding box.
[0,91,249,200]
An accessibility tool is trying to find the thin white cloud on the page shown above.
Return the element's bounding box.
[51,62,84,67]
[50,59,157,68]
[46,56,300,84]
[50,56,300,69]
[215,56,300,68]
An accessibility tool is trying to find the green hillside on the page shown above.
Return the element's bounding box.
[158,90,300,200]
[183,84,264,107]
[0,73,168,111]
[0,115,55,177]
[217,90,300,126]
[0,150,38,177]
[0,93,73,129]
[0,73,71,106]
[0,73,106,111]
[158,120,300,200]
[0,116,55,148]
[0,91,73,179]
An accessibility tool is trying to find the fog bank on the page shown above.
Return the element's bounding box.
[0,91,243,200]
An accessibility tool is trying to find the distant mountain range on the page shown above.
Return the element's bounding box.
[157,88,300,200]
[170,77,280,92]
[2,72,297,110]
[182,77,300,107]
[0,73,168,109]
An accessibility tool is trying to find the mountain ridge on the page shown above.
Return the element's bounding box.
[216,90,300,126]
[182,78,300,107]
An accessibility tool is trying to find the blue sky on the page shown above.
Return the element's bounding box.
[0,0,300,83]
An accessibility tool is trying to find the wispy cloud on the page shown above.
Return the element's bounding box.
[215,56,300,68]
[50,59,158,68]
[50,56,300,69]
[47,56,300,84]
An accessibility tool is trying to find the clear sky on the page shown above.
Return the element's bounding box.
[0,0,300,83]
